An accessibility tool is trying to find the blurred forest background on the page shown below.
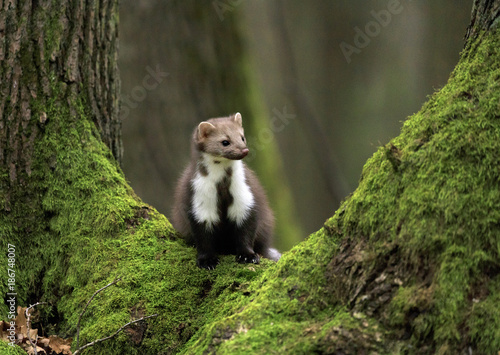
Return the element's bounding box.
[118,1,471,251]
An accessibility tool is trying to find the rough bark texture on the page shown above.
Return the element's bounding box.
[466,0,500,42]
[1,0,500,354]
[0,0,121,183]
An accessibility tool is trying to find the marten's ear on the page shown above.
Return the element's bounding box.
[233,112,242,126]
[198,122,216,139]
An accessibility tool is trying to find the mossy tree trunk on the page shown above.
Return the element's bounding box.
[0,0,137,349]
[1,0,500,354]
[1,0,121,300]
[0,0,122,173]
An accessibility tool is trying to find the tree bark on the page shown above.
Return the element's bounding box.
[1,0,500,354]
[0,0,121,184]
[1,0,121,293]
[0,0,127,345]
[466,0,500,42]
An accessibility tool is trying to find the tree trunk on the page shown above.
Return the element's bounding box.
[1,0,500,354]
[465,0,500,42]
[1,0,121,299]
[0,0,137,349]
[0,0,122,175]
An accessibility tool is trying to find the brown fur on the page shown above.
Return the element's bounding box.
[195,114,248,160]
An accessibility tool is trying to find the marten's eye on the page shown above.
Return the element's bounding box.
[241,136,245,142]
[222,140,230,147]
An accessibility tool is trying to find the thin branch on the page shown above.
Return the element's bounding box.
[25,302,48,355]
[73,314,158,355]
[76,277,122,349]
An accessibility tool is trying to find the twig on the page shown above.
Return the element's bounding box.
[73,313,158,355]
[76,277,122,349]
[25,302,48,355]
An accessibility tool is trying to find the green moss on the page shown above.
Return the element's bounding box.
[326,30,500,352]
[0,341,26,355]
[467,277,500,354]
[180,228,389,353]
[179,228,345,353]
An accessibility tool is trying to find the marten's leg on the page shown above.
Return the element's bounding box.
[190,218,219,270]
[233,213,259,264]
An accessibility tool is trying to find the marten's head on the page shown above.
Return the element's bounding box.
[195,113,249,160]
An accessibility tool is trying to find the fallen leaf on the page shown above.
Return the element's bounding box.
[0,321,8,341]
[48,335,73,354]
[16,306,28,337]
[26,345,46,355]
[29,328,38,340]
[39,337,50,347]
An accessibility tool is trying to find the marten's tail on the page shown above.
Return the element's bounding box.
[263,248,281,262]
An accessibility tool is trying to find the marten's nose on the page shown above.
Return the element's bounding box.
[241,148,249,157]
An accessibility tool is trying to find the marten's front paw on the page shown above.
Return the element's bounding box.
[197,255,219,270]
[236,253,260,264]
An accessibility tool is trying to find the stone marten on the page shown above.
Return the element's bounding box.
[172,113,281,269]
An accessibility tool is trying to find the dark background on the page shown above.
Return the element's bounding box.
[118,1,471,251]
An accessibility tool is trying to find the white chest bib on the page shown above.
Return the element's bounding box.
[191,155,255,229]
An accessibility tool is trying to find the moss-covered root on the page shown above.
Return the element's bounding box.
[180,229,389,354]
[327,30,500,353]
